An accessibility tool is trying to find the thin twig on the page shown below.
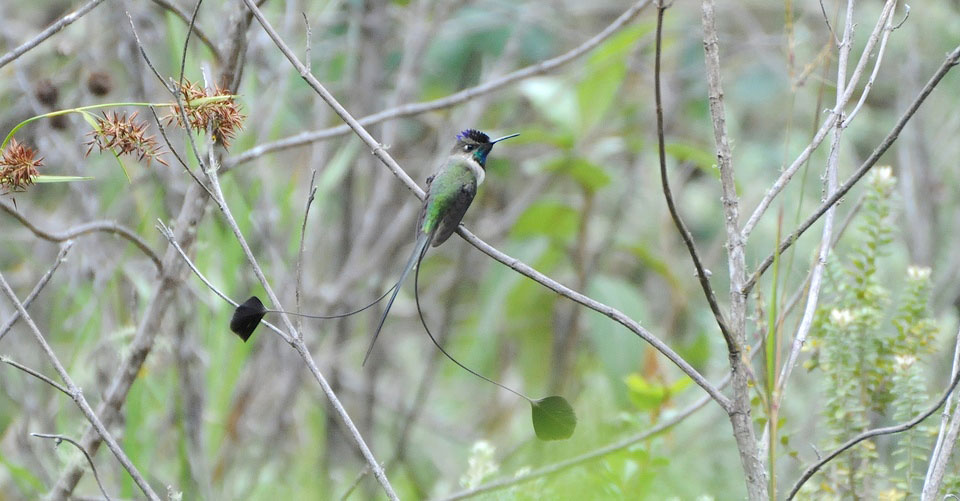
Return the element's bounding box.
[0,0,106,69]
[240,0,728,411]
[842,0,897,126]
[178,0,203,88]
[295,170,318,332]
[202,148,398,498]
[31,433,112,501]
[654,3,734,351]
[922,324,960,498]
[819,0,841,45]
[743,43,960,295]
[0,200,162,273]
[739,0,900,240]
[302,12,312,75]
[0,356,70,396]
[0,272,160,501]
[0,241,72,343]
[47,3,257,495]
[154,220,287,340]
[148,0,221,62]
[223,0,653,169]
[787,370,960,499]
[775,0,859,408]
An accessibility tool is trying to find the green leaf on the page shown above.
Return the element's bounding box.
[531,396,576,440]
[317,139,360,197]
[519,77,579,133]
[78,110,100,129]
[587,23,653,67]
[664,142,719,179]
[32,175,95,183]
[624,373,667,410]
[0,454,45,494]
[512,202,579,240]
[577,57,626,132]
[544,157,612,192]
[576,23,651,132]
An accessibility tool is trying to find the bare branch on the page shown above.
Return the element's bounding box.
[295,170,318,330]
[147,0,221,63]
[0,272,160,501]
[0,241,72,344]
[223,0,653,169]
[201,145,398,498]
[0,200,162,273]
[922,324,960,498]
[654,3,734,351]
[775,0,859,410]
[740,0,900,240]
[0,355,70,396]
[700,0,766,497]
[0,0,106,70]
[31,433,112,501]
[787,370,960,499]
[743,43,960,295]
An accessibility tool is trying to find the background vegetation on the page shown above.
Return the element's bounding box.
[1,0,960,499]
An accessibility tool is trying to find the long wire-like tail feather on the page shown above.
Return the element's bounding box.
[362,231,433,366]
[412,238,529,401]
[267,284,397,319]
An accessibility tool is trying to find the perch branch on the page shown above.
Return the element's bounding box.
[240,0,728,411]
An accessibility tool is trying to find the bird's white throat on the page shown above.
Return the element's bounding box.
[464,156,485,185]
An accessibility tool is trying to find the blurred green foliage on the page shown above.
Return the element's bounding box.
[1,0,959,499]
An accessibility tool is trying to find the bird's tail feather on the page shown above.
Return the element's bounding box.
[362,231,433,366]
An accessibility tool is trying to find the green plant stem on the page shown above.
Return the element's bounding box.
[1,96,238,150]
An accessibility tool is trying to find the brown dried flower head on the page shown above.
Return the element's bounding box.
[166,80,245,148]
[0,139,44,193]
[85,111,168,167]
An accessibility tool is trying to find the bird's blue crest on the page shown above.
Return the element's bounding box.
[457,129,490,144]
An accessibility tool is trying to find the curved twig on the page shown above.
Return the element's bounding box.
[787,370,960,499]
[223,0,653,169]
[31,433,112,501]
[0,200,162,273]
[1,356,70,396]
[653,3,734,351]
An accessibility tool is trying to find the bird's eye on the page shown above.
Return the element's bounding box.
[463,144,472,152]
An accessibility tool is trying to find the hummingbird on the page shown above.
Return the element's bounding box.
[227,129,576,441]
[362,129,518,365]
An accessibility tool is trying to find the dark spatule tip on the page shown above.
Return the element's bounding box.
[230,296,267,342]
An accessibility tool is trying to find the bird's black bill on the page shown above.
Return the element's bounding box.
[490,133,519,144]
[230,296,268,342]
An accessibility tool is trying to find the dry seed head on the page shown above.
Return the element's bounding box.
[85,111,168,167]
[166,79,244,148]
[0,139,44,193]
